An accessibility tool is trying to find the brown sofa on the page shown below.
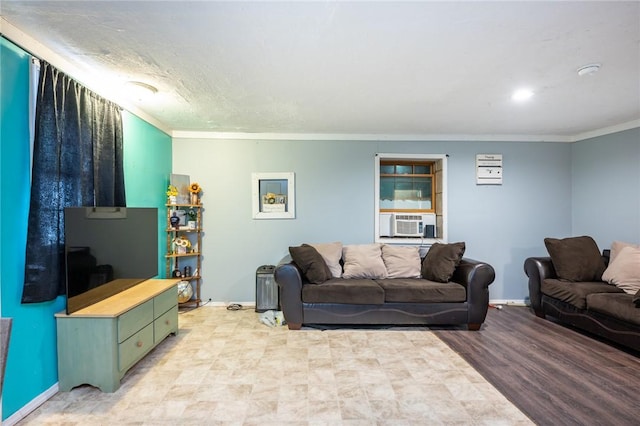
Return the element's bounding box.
[524,236,640,352]
[274,242,495,331]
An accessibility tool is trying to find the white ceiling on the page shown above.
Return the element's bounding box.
[2,1,639,140]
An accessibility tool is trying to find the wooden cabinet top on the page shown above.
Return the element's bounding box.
[56,279,180,318]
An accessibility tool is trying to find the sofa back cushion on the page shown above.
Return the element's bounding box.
[289,244,332,284]
[309,242,343,278]
[544,236,606,282]
[421,242,466,283]
[381,245,421,278]
[602,246,640,295]
[610,241,640,264]
[342,244,388,279]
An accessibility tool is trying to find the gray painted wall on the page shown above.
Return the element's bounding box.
[174,137,580,304]
[572,127,640,249]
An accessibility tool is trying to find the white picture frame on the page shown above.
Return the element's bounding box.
[252,172,295,219]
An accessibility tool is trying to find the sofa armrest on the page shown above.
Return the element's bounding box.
[523,257,556,316]
[274,257,305,329]
[451,258,495,327]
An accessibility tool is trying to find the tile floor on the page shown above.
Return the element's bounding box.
[18,307,532,425]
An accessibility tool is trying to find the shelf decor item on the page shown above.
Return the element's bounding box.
[187,208,197,229]
[189,182,202,205]
[170,174,191,204]
[169,211,180,229]
[177,280,193,303]
[172,235,191,254]
[166,185,178,204]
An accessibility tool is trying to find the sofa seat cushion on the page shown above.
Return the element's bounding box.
[587,293,640,326]
[302,279,385,304]
[375,279,466,303]
[542,279,624,309]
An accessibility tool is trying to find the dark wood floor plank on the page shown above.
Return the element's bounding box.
[433,306,639,425]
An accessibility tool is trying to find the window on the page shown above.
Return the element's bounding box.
[375,154,447,244]
[379,160,434,212]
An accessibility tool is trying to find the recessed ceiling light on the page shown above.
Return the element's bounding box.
[577,63,601,76]
[511,89,534,102]
[124,81,158,101]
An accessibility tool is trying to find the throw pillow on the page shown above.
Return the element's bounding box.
[601,246,640,295]
[633,289,640,308]
[342,243,388,279]
[421,242,466,283]
[544,236,606,282]
[309,241,343,278]
[381,245,421,278]
[289,244,332,284]
[610,241,640,264]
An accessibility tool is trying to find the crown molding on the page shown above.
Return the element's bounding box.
[570,119,640,142]
[171,131,573,142]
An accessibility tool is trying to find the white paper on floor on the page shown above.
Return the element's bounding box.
[259,310,285,327]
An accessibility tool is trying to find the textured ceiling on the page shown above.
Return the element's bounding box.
[2,1,639,139]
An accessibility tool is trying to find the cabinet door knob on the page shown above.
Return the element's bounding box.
[136,341,143,348]
[165,320,170,325]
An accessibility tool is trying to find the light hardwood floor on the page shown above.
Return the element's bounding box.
[18,307,531,425]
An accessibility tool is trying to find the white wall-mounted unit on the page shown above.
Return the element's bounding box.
[476,154,503,185]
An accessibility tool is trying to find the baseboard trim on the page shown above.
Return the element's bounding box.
[2,382,58,426]
[489,299,529,307]
[205,302,257,308]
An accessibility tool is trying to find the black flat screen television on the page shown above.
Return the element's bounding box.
[64,207,159,314]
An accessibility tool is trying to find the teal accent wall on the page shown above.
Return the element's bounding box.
[0,38,172,420]
[122,111,172,277]
[1,36,66,421]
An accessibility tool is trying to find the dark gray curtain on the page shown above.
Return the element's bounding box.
[21,61,125,303]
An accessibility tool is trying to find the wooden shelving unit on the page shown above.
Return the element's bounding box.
[165,203,202,308]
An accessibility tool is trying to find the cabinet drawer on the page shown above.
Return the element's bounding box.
[154,305,178,343]
[154,286,177,318]
[118,300,153,343]
[118,323,153,371]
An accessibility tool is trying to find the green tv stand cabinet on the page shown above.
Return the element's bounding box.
[55,279,179,392]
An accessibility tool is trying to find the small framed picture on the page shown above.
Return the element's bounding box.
[251,172,295,219]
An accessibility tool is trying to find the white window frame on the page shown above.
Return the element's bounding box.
[374,153,448,245]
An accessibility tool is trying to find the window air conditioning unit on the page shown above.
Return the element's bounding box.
[390,214,424,237]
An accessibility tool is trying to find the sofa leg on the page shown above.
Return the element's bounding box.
[468,323,481,331]
[287,322,302,330]
[533,310,546,319]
